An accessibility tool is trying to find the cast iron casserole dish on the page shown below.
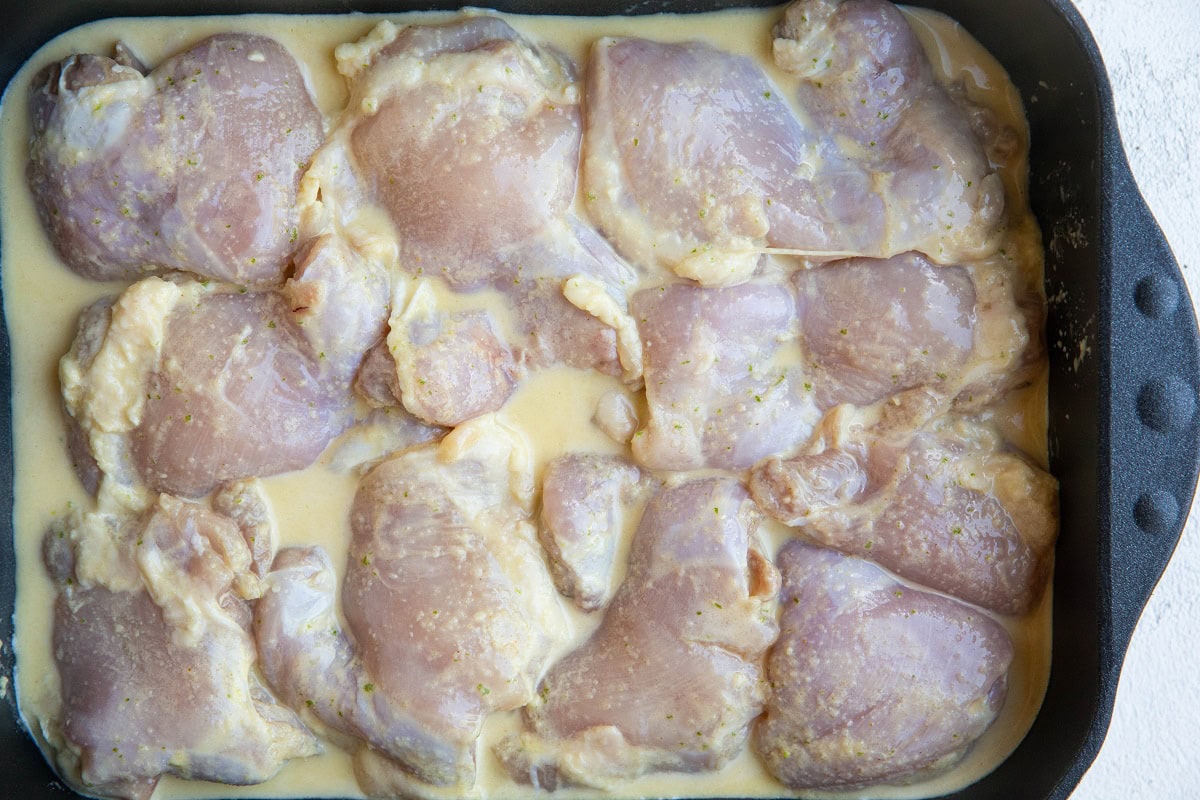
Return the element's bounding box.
[0,0,1196,798]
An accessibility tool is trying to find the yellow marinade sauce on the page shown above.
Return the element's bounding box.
[0,6,1051,800]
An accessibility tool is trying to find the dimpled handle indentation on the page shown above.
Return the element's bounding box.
[1135,274,1181,320]
[1136,376,1196,433]
[1134,490,1180,536]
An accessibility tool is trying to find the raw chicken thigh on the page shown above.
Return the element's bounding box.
[254,418,567,791]
[632,282,818,471]
[497,478,779,788]
[60,235,386,505]
[584,36,879,287]
[307,18,637,380]
[755,541,1013,790]
[795,252,976,408]
[42,489,318,800]
[774,0,1005,263]
[539,453,647,610]
[336,16,580,285]
[752,417,1058,614]
[387,284,519,427]
[583,0,1003,286]
[28,34,323,285]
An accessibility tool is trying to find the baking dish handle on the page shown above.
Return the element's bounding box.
[1104,146,1200,654]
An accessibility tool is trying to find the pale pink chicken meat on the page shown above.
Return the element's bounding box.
[539,454,647,610]
[388,301,518,427]
[61,235,387,504]
[27,35,323,285]
[755,541,1013,790]
[774,0,1004,262]
[356,224,634,425]
[751,417,1058,614]
[584,36,880,286]
[583,4,1004,286]
[312,18,636,377]
[501,221,638,375]
[345,17,580,287]
[42,492,318,800]
[497,478,779,788]
[254,421,566,791]
[631,282,818,471]
[795,252,976,408]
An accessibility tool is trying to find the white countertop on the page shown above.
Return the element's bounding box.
[1069,1,1200,798]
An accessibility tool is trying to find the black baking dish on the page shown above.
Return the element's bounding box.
[1,1,1197,798]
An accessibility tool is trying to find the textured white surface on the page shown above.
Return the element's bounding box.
[1068,1,1200,798]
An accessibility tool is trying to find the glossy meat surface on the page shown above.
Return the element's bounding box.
[755,542,1012,790]
[498,478,779,787]
[752,418,1058,614]
[43,494,318,800]
[309,19,637,376]
[584,37,880,286]
[632,282,818,470]
[774,0,1005,263]
[60,236,386,504]
[796,252,976,407]
[255,419,566,790]
[28,35,323,285]
[539,454,646,610]
[584,2,1004,286]
[344,17,580,285]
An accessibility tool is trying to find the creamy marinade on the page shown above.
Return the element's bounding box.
[0,5,1051,800]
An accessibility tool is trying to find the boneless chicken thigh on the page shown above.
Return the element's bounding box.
[307,18,638,383]
[774,0,1005,262]
[539,453,648,610]
[584,36,880,287]
[28,35,323,285]
[60,235,387,506]
[332,16,580,285]
[583,1,1003,286]
[752,416,1058,614]
[42,490,318,800]
[255,418,567,791]
[796,252,977,408]
[632,282,819,471]
[755,541,1013,790]
[497,478,779,788]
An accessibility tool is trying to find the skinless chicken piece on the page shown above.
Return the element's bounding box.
[353,221,637,425]
[60,235,387,506]
[505,221,639,377]
[774,0,1004,262]
[584,5,1005,288]
[336,17,581,286]
[496,478,780,789]
[353,339,404,409]
[308,18,637,377]
[952,233,1046,413]
[584,37,881,287]
[631,282,819,471]
[751,416,1058,614]
[539,454,648,610]
[755,541,1013,791]
[254,417,568,791]
[593,390,640,445]
[387,283,519,427]
[27,35,323,286]
[796,252,976,408]
[41,493,318,800]
[751,446,870,522]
